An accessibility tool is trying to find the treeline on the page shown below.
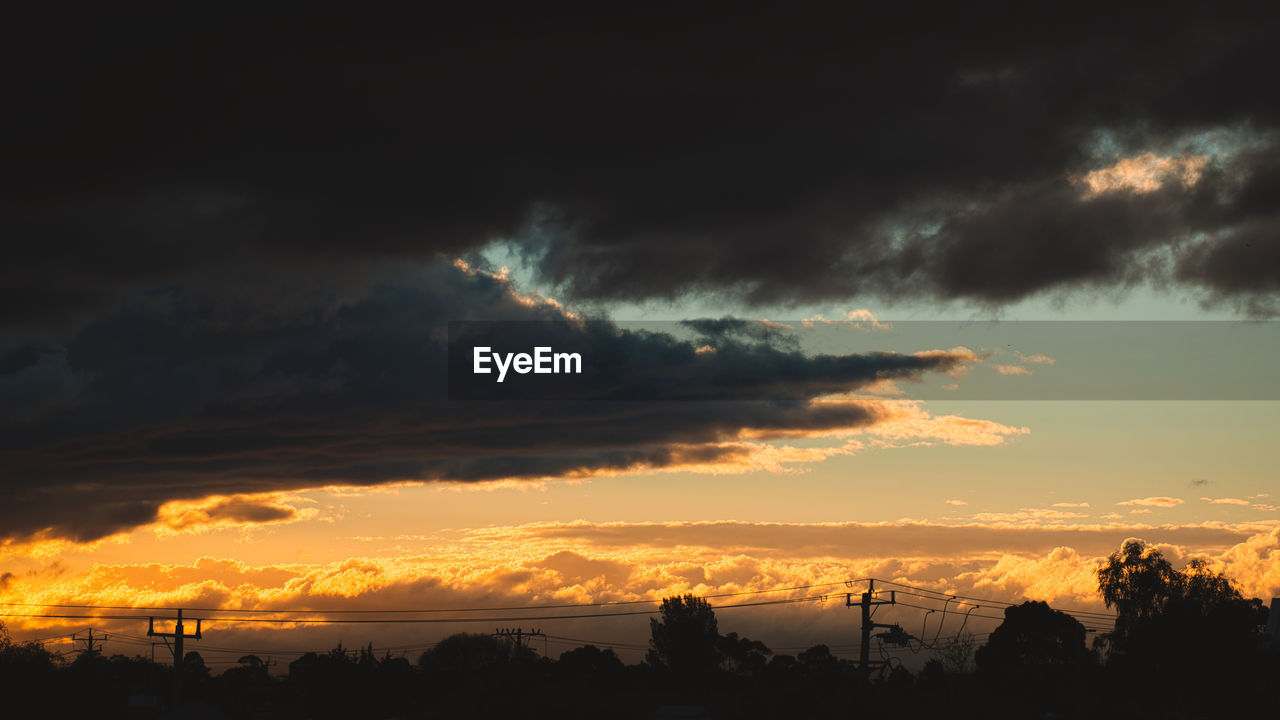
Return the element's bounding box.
[1,540,1275,719]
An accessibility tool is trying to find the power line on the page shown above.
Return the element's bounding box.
[870,579,1117,620]
[0,593,837,626]
[894,597,1112,628]
[893,599,1009,624]
[2,613,156,621]
[543,633,649,651]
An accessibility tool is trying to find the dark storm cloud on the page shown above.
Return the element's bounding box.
[4,5,1280,326]
[0,263,970,542]
[898,180,1194,302]
[678,319,799,349]
[196,498,297,525]
[3,6,1277,539]
[1177,216,1280,307]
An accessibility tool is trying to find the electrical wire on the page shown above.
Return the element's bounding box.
[872,580,1117,620]
[0,593,837,626]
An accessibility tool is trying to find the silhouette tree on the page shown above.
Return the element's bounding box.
[796,644,842,681]
[0,622,60,698]
[716,631,771,675]
[1096,539,1268,710]
[976,601,1092,674]
[559,644,625,678]
[647,594,720,677]
[213,654,277,717]
[184,651,210,676]
[1096,539,1182,641]
[1098,540,1265,656]
[419,632,529,674]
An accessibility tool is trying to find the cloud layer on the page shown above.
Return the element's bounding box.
[4,6,1280,329]
[0,263,1014,542]
[4,520,1277,661]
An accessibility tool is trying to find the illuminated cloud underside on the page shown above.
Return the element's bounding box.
[3,521,1277,655]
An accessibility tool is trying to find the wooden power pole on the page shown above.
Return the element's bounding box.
[73,628,105,658]
[847,580,896,686]
[147,609,202,708]
[494,627,545,655]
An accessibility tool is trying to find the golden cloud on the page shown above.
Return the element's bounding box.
[154,493,316,536]
[1199,497,1251,506]
[799,309,890,331]
[3,520,1277,659]
[993,364,1033,376]
[1117,497,1184,508]
[1076,152,1208,197]
[1015,352,1056,365]
[969,508,1090,524]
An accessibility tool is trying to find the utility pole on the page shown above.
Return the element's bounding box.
[73,628,105,658]
[147,609,202,709]
[494,627,544,655]
[847,580,896,686]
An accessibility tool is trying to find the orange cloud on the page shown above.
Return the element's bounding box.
[800,309,890,331]
[1015,352,1056,365]
[993,364,1032,376]
[758,319,796,331]
[1200,527,1280,599]
[1075,152,1208,197]
[452,257,579,320]
[843,309,891,331]
[961,546,1103,607]
[5,520,1277,660]
[1117,497,1184,508]
[969,508,1089,524]
[860,379,906,396]
[1199,497,1251,506]
[154,493,316,536]
[730,394,1030,449]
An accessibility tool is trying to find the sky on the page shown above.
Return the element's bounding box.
[2,5,1278,669]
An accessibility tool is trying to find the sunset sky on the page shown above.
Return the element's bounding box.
[2,6,1278,669]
